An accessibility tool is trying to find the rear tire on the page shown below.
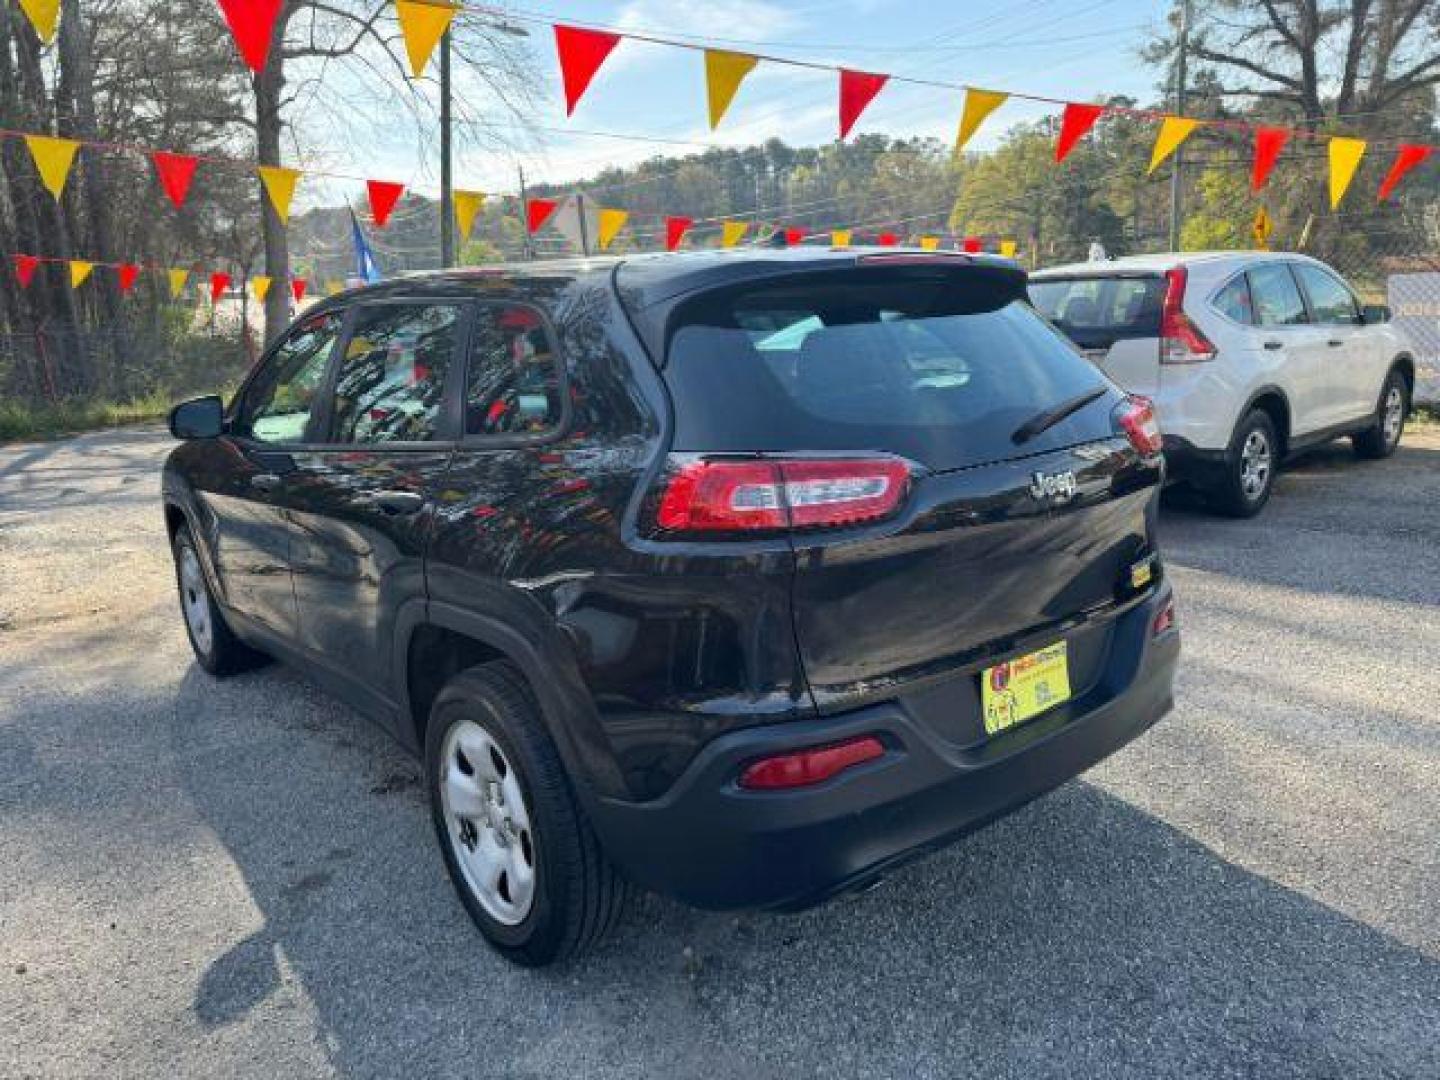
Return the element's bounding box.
[171,523,267,677]
[1353,369,1407,460]
[1208,409,1278,518]
[426,661,628,966]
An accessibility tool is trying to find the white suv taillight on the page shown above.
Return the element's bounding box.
[1114,396,1164,457]
[1160,266,1217,365]
[654,456,912,535]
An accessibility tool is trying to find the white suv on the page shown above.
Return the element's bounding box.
[1030,252,1414,516]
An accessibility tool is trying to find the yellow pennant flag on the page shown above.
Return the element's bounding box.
[18,0,61,43]
[1328,137,1366,209]
[596,208,629,251]
[721,220,749,248]
[168,269,189,298]
[69,260,94,288]
[252,275,272,301]
[705,49,760,130]
[325,279,344,297]
[395,0,457,78]
[25,135,80,200]
[919,235,940,251]
[453,189,485,240]
[999,239,1018,259]
[258,166,301,224]
[831,229,852,248]
[1147,116,1199,175]
[956,88,1008,152]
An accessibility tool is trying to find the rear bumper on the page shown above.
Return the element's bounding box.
[588,587,1179,911]
[1163,435,1229,486]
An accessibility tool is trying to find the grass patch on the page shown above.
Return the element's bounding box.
[0,391,179,443]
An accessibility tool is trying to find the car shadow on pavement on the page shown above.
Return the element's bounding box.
[171,665,1440,1080]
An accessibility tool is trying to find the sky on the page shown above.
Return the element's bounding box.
[293,0,1172,208]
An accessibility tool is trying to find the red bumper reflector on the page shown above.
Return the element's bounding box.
[1152,596,1177,637]
[738,736,885,791]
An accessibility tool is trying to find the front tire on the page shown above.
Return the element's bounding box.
[171,523,266,677]
[1208,409,1278,518]
[1353,370,1408,460]
[426,662,627,966]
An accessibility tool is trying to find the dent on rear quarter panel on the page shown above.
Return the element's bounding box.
[423,276,811,803]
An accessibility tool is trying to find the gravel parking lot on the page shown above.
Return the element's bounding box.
[2,424,1437,1079]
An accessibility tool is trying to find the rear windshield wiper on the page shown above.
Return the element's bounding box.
[1011,386,1108,446]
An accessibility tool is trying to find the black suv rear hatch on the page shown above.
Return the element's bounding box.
[650,257,1163,739]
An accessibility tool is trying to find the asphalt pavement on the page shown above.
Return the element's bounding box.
[1,424,1437,1079]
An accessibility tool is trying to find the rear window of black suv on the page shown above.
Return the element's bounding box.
[663,267,1116,472]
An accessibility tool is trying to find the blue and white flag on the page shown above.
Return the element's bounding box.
[350,207,382,283]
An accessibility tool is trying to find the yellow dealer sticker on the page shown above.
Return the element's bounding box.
[982,642,1071,736]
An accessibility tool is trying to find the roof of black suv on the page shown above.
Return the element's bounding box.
[314,247,1021,313]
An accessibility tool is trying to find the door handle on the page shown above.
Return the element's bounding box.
[1327,339,1344,347]
[1262,340,1283,351]
[250,472,281,492]
[370,490,425,515]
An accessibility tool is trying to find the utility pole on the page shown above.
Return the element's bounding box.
[439,29,455,268]
[576,192,591,256]
[517,165,535,260]
[1167,0,1191,252]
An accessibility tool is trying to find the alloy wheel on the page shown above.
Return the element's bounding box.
[1240,430,1272,501]
[1382,386,1404,447]
[178,544,213,656]
[439,720,537,926]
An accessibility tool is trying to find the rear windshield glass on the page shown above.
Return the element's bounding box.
[1029,275,1165,348]
[664,269,1117,471]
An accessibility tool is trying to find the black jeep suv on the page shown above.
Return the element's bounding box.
[163,248,1179,965]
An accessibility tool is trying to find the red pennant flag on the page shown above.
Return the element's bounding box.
[876,231,898,246]
[665,216,693,252]
[527,197,559,233]
[784,227,805,246]
[839,69,889,139]
[554,24,622,116]
[962,236,982,253]
[116,263,140,294]
[209,272,231,304]
[1055,103,1105,162]
[291,277,307,303]
[1252,127,1289,192]
[14,254,40,287]
[152,151,199,208]
[366,180,405,227]
[1377,144,1433,201]
[216,0,285,73]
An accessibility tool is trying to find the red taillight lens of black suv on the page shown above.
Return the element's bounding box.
[1114,396,1164,458]
[654,455,913,535]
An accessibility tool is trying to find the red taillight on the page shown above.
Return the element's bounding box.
[1152,596,1177,637]
[1115,396,1164,457]
[654,456,911,535]
[1160,266,1216,364]
[738,736,886,790]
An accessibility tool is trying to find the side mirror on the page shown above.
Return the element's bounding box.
[1362,304,1391,325]
[169,395,225,440]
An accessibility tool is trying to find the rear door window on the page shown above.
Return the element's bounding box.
[1248,264,1309,327]
[665,268,1117,472]
[329,303,461,444]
